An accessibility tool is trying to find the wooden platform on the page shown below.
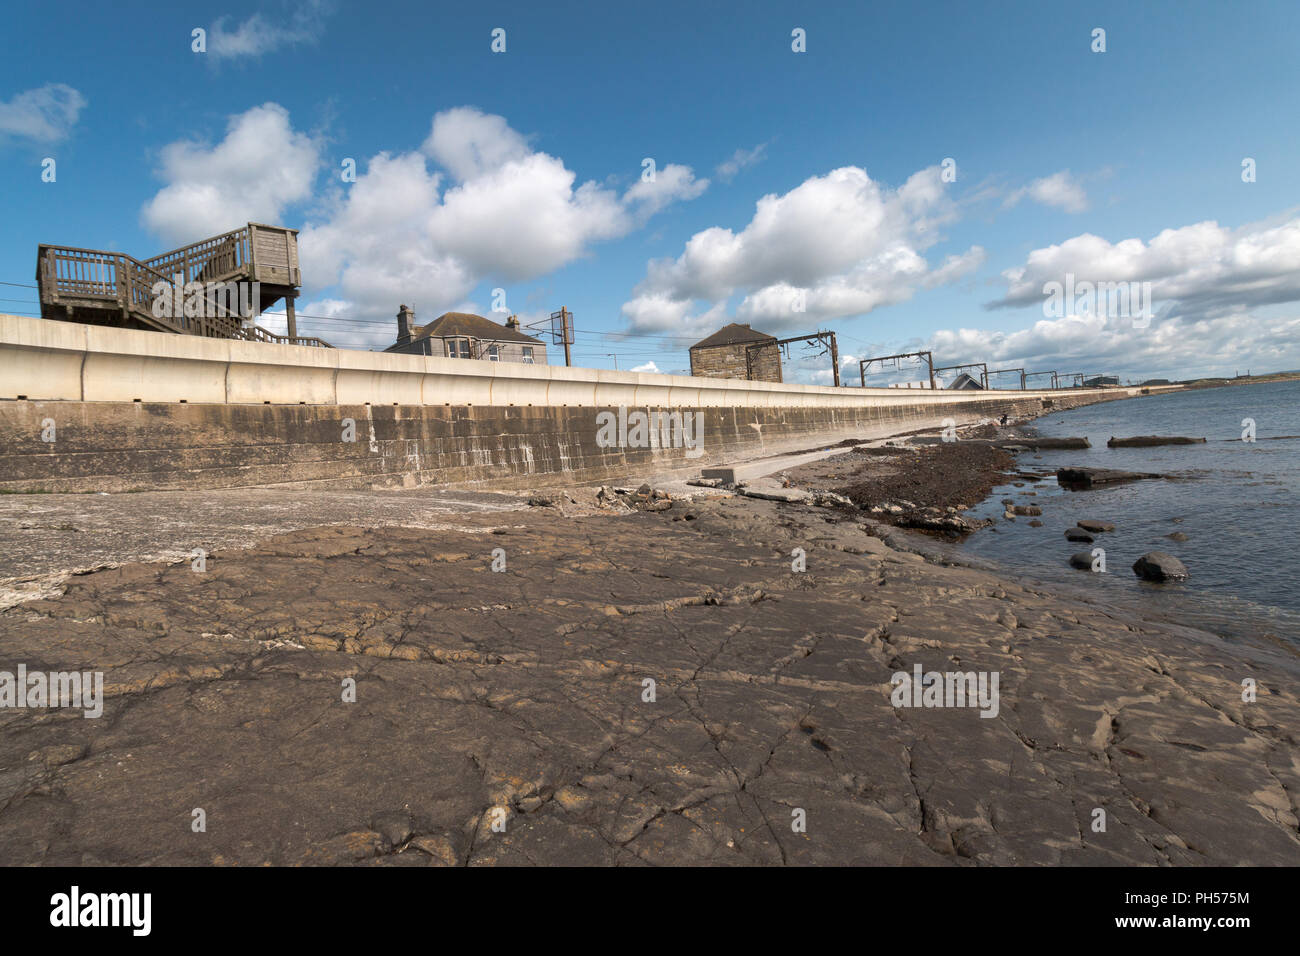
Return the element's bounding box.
[35,223,330,347]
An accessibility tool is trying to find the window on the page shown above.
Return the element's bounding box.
[522,347,534,364]
[448,338,471,359]
[487,344,500,362]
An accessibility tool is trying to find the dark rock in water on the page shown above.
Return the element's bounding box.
[1027,519,1043,527]
[1077,519,1115,533]
[1166,531,1189,542]
[913,436,1090,450]
[1012,504,1042,516]
[1069,552,1097,570]
[1107,435,1207,448]
[1133,551,1189,582]
[1025,437,1091,450]
[1065,528,1095,543]
[1057,467,1164,489]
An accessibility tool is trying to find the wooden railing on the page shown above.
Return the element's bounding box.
[144,226,252,286]
[235,324,332,348]
[38,225,330,348]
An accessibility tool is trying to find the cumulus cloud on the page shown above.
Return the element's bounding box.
[715,143,768,182]
[207,0,333,60]
[0,84,86,142]
[137,103,705,336]
[1004,169,1088,213]
[294,106,706,338]
[987,213,1300,320]
[423,107,532,182]
[140,103,321,245]
[630,360,661,373]
[620,164,979,334]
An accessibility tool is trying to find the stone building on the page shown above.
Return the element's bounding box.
[386,305,547,364]
[688,323,782,382]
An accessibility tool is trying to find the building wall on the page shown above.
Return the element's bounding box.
[395,335,548,365]
[432,336,548,366]
[689,342,782,382]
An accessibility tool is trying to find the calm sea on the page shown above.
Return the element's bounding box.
[955,379,1300,645]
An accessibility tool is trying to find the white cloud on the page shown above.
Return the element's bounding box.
[630,360,661,373]
[715,143,768,182]
[140,103,321,245]
[423,106,532,182]
[0,84,86,142]
[293,106,706,340]
[622,163,709,220]
[925,309,1300,382]
[621,164,978,333]
[988,213,1300,318]
[427,151,629,280]
[207,0,332,60]
[1004,170,1089,213]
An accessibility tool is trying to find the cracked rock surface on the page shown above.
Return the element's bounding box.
[0,492,1297,865]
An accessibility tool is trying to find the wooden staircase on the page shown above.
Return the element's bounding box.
[36,223,331,348]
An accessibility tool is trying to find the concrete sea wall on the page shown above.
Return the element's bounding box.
[0,314,1161,492]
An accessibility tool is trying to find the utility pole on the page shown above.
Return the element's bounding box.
[525,308,575,367]
[561,307,572,367]
[606,353,618,370]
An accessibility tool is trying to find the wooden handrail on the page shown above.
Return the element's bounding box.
[37,224,322,346]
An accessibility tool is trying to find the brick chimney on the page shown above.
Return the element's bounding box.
[505,314,520,331]
[396,304,415,346]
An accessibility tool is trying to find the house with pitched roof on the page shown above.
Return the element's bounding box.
[385,305,547,364]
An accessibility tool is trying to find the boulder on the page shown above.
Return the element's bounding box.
[1077,519,1115,533]
[1107,435,1206,448]
[1056,467,1164,489]
[1012,504,1042,516]
[1069,552,1097,570]
[1166,531,1189,542]
[1132,551,1189,582]
[1065,528,1095,543]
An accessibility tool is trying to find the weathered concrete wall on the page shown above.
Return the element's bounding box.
[0,392,1133,493]
[0,314,1167,492]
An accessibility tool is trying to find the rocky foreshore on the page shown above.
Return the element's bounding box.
[0,466,1297,866]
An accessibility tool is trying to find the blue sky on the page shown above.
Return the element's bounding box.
[3,0,1298,383]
